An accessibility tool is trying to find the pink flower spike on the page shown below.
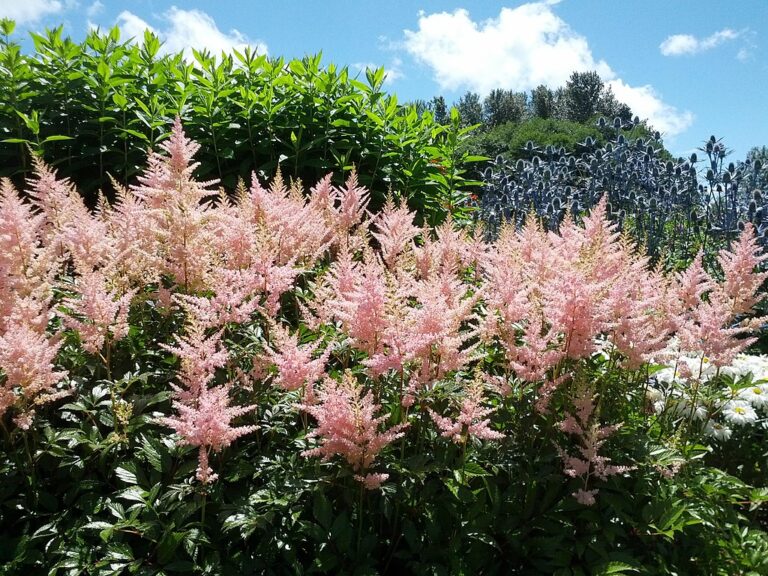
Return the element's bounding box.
[299,372,407,477]
[354,472,390,490]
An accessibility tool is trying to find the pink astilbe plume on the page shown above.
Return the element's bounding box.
[299,372,408,489]
[541,264,602,359]
[677,296,756,368]
[403,270,481,383]
[102,181,161,288]
[247,171,332,266]
[557,391,634,505]
[672,227,768,367]
[173,267,265,329]
[326,258,390,357]
[159,310,256,483]
[160,321,229,402]
[130,118,219,291]
[715,222,768,315]
[675,251,715,312]
[158,383,257,484]
[267,322,330,394]
[429,374,504,444]
[333,170,370,235]
[25,156,87,254]
[371,197,421,269]
[0,321,68,427]
[62,271,136,354]
[604,257,674,368]
[0,180,59,328]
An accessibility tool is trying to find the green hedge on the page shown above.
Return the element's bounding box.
[0,20,480,222]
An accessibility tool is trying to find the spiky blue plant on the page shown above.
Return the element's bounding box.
[475,120,767,265]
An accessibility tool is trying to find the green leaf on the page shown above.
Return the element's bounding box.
[313,492,332,530]
[115,465,138,485]
[156,531,185,565]
[593,561,641,575]
[463,462,491,478]
[42,135,74,143]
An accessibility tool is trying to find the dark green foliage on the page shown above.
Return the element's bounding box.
[564,71,604,123]
[482,89,528,127]
[456,91,483,128]
[531,84,555,120]
[466,117,603,162]
[2,307,767,574]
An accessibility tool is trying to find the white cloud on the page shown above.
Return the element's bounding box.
[116,11,156,41]
[86,0,103,19]
[660,28,741,56]
[607,80,694,137]
[403,4,612,95]
[0,0,63,24]
[115,6,266,58]
[402,3,694,138]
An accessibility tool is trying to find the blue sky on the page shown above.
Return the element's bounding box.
[3,0,767,159]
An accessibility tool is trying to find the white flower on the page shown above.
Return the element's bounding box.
[669,395,707,421]
[722,400,758,426]
[654,366,681,385]
[704,420,733,441]
[737,383,768,409]
[731,354,768,382]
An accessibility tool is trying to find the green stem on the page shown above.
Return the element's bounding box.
[356,482,365,552]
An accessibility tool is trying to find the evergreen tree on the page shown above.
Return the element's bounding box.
[531,85,555,119]
[564,71,604,123]
[457,91,483,127]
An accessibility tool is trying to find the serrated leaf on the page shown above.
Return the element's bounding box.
[115,466,138,485]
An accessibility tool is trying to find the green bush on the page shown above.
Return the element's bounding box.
[0,19,480,223]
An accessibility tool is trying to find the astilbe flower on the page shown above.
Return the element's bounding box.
[0,180,58,332]
[403,270,480,384]
[672,231,768,367]
[62,271,136,354]
[93,182,159,289]
[173,267,264,329]
[130,118,220,291]
[333,170,370,237]
[211,190,306,321]
[25,155,84,252]
[299,372,408,489]
[413,219,478,279]
[677,296,756,368]
[324,257,390,357]
[267,322,330,395]
[247,170,332,266]
[371,197,421,269]
[714,222,768,315]
[159,315,256,483]
[159,383,257,483]
[429,374,504,444]
[0,321,68,427]
[604,257,674,368]
[557,391,634,505]
[160,320,229,402]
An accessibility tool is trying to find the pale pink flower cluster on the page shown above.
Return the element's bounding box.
[6,117,768,496]
[63,271,135,354]
[158,316,256,483]
[299,373,408,489]
[0,178,68,426]
[671,227,768,367]
[557,392,635,505]
[429,376,505,444]
[266,322,330,395]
